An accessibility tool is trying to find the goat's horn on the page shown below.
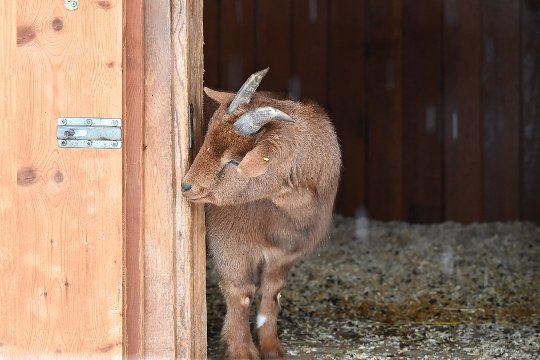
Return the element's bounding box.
[227,68,270,114]
[234,107,294,136]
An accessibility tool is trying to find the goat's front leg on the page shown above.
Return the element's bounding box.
[256,259,294,359]
[220,277,259,360]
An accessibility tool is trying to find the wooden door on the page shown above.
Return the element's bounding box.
[0,0,123,357]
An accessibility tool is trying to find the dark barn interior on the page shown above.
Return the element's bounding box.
[203,0,540,358]
[204,0,540,224]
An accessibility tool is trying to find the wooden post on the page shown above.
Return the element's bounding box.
[143,0,206,358]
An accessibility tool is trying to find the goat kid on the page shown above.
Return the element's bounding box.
[182,68,341,359]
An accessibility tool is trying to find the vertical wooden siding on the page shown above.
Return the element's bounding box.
[0,0,123,356]
[204,0,540,224]
[144,0,206,358]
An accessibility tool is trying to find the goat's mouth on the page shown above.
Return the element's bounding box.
[182,191,209,203]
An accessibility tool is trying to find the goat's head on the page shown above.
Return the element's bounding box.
[182,68,296,206]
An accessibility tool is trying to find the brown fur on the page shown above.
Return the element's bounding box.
[182,89,341,359]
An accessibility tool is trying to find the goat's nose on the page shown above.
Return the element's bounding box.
[181,182,192,192]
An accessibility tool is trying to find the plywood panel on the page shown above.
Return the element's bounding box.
[0,0,123,356]
[521,0,540,223]
[365,0,404,221]
[328,0,366,217]
[403,0,444,223]
[481,0,520,221]
[443,0,483,223]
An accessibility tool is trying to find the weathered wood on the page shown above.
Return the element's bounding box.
[481,0,520,221]
[125,0,145,357]
[365,0,404,221]
[144,0,206,358]
[291,0,328,103]
[143,0,176,356]
[443,0,483,223]
[327,0,366,217]
[173,0,206,358]
[1,0,123,356]
[403,0,444,223]
[521,0,540,223]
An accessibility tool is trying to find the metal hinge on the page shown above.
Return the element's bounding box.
[57,117,122,149]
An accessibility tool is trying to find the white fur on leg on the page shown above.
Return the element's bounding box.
[256,314,267,328]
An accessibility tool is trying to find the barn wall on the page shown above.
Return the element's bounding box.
[204,0,540,224]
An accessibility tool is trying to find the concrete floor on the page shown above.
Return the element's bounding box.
[207,216,540,359]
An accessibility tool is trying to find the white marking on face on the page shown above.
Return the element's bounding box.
[256,314,267,328]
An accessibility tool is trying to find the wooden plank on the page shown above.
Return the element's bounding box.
[173,0,206,358]
[144,0,176,356]
[365,0,404,221]
[481,0,520,221]
[1,0,123,356]
[125,0,145,357]
[255,0,291,94]
[203,0,219,89]
[291,0,328,103]
[443,0,483,223]
[521,0,540,223]
[403,0,444,223]
[327,0,366,216]
[0,0,17,351]
[144,0,206,357]
[219,0,255,90]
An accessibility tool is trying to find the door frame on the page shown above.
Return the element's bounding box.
[124,0,206,357]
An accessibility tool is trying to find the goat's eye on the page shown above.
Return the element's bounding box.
[228,159,239,166]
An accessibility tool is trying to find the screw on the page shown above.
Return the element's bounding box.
[86,141,92,146]
[112,141,118,147]
[60,140,67,146]
[112,120,118,126]
[61,118,67,125]
[86,119,92,125]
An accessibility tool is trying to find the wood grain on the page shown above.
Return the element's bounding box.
[481,0,520,221]
[125,0,145,357]
[443,0,483,223]
[143,0,175,356]
[403,0,444,223]
[0,0,123,356]
[365,0,404,221]
[327,0,366,217]
[521,0,540,223]
[144,0,206,358]
[173,0,207,358]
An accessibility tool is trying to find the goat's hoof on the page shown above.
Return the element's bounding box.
[227,345,260,360]
[260,344,286,360]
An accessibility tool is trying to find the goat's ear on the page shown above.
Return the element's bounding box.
[237,144,271,178]
[204,87,231,104]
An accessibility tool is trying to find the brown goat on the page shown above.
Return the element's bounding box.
[182,69,341,359]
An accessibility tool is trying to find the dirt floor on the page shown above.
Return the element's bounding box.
[207,215,540,359]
